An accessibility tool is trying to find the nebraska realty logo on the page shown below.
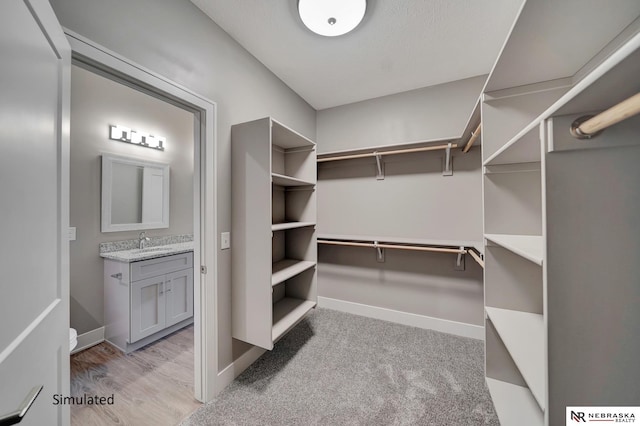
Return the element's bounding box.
[567,407,639,424]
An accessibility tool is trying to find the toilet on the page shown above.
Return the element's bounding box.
[69,328,78,352]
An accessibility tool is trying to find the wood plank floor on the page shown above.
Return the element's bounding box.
[70,325,201,426]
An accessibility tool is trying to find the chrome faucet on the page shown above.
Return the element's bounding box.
[138,231,151,249]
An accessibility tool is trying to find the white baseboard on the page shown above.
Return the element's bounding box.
[216,345,266,393]
[318,297,484,340]
[71,326,105,354]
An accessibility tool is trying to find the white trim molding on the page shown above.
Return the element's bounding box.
[63,29,218,402]
[216,346,266,393]
[318,297,484,340]
[71,326,105,355]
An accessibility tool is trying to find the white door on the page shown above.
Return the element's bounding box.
[0,1,70,425]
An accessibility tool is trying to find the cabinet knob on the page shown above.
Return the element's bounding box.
[111,272,122,280]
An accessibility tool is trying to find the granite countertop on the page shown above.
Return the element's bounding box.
[100,241,194,263]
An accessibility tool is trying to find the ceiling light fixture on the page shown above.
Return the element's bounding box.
[298,0,366,37]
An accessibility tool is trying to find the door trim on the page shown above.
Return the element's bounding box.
[63,29,218,402]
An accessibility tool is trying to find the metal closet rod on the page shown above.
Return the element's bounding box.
[463,123,482,153]
[317,239,466,254]
[316,143,458,163]
[571,92,640,139]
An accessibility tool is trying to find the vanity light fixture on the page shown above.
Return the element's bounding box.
[109,125,165,151]
[298,0,366,37]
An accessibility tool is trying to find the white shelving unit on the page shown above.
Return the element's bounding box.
[231,117,317,350]
[482,3,640,425]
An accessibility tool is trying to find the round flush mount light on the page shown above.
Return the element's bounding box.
[298,0,366,37]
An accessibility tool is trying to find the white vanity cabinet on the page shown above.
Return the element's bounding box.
[104,252,194,353]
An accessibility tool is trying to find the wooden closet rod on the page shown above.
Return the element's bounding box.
[462,123,481,153]
[570,92,640,138]
[468,249,485,269]
[317,143,458,163]
[317,239,466,254]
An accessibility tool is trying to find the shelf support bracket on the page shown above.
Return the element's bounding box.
[443,143,453,176]
[454,247,465,271]
[374,241,385,262]
[374,153,385,180]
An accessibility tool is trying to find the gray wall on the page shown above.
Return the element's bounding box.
[69,65,194,334]
[316,78,485,327]
[317,75,485,153]
[51,0,316,369]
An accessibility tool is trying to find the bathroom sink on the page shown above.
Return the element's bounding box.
[131,247,171,254]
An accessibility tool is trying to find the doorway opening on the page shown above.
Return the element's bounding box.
[64,31,218,424]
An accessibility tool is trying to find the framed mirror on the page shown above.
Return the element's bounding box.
[101,154,170,232]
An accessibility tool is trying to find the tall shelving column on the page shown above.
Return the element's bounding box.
[482,100,548,426]
[481,62,571,426]
[481,1,640,424]
[232,117,317,350]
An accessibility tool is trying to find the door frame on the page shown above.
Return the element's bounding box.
[64,29,219,402]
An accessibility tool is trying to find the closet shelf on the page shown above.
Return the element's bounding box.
[318,234,483,253]
[484,162,541,175]
[486,307,545,410]
[486,378,543,426]
[271,119,315,149]
[272,260,316,286]
[272,298,316,342]
[272,222,316,231]
[485,31,640,167]
[272,173,315,187]
[483,0,639,92]
[317,142,458,163]
[485,234,543,265]
[483,122,541,166]
[316,137,459,160]
[318,238,465,254]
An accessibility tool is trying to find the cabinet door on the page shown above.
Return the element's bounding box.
[130,275,166,343]
[165,268,194,328]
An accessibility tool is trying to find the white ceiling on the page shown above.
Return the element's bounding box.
[190,0,524,110]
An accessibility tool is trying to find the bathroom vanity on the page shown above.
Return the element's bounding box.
[101,244,194,353]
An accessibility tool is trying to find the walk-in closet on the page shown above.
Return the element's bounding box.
[4,1,639,425]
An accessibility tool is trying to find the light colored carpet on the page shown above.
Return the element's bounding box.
[182,308,497,425]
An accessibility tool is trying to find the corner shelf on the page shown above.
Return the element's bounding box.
[485,234,543,265]
[486,378,543,426]
[486,307,545,410]
[272,260,316,286]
